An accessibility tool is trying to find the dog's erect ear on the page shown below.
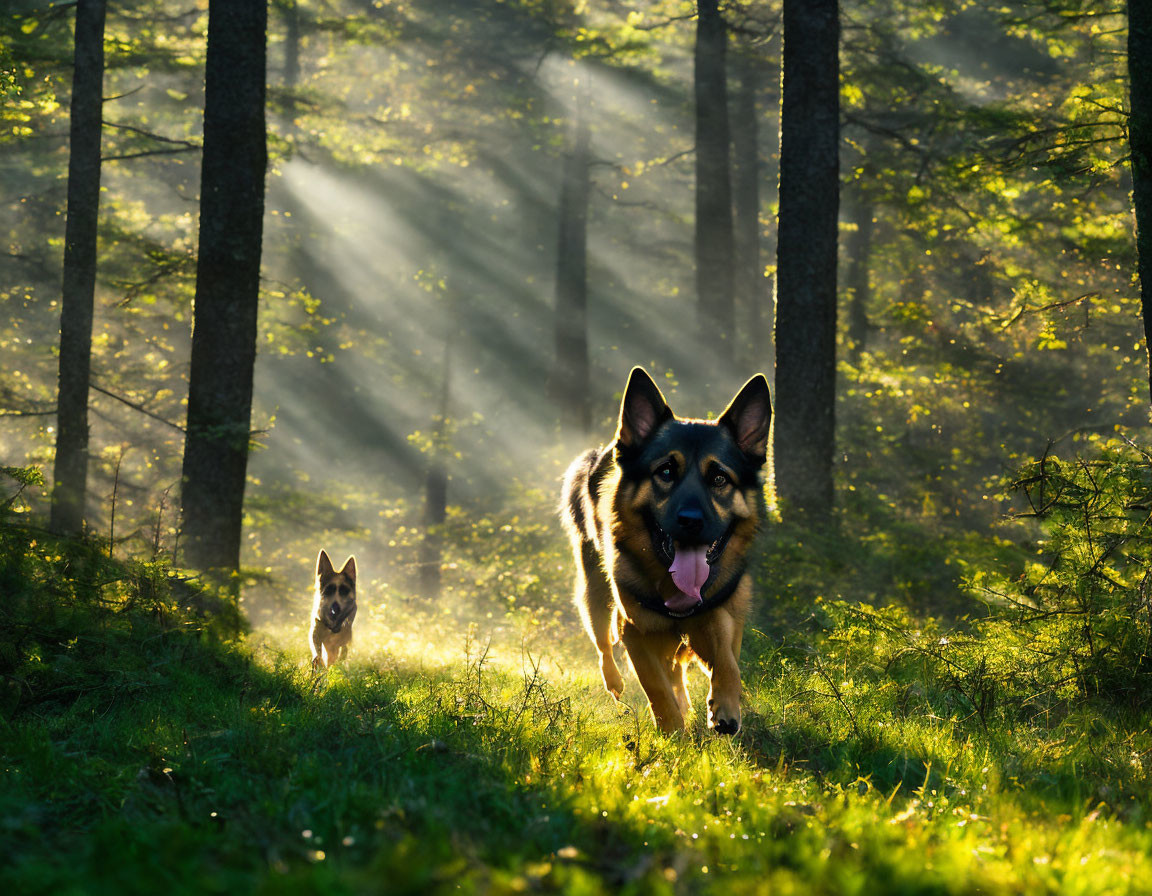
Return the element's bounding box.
[718,374,772,462]
[615,367,673,450]
[317,550,335,578]
[340,556,357,585]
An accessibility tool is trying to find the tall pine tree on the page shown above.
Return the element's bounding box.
[552,80,592,434]
[773,0,840,520]
[695,0,735,347]
[1131,0,1152,407]
[180,0,268,584]
[50,0,107,536]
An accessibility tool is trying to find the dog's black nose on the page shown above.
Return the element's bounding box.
[330,602,340,616]
[676,505,704,535]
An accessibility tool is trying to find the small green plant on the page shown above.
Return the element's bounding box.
[997,439,1152,710]
[1,464,44,517]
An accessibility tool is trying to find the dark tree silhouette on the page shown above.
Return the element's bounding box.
[845,195,873,360]
[420,342,451,599]
[180,0,268,583]
[1131,0,1152,406]
[551,84,592,434]
[282,0,301,90]
[275,0,302,141]
[420,457,448,598]
[695,0,735,346]
[730,44,766,366]
[773,0,839,520]
[50,0,106,536]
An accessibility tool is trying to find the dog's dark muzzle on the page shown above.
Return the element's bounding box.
[647,513,734,571]
[323,601,356,633]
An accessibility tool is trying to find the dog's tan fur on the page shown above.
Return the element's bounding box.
[309,550,357,669]
[608,473,758,733]
[561,368,770,734]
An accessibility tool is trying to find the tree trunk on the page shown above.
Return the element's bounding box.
[180,0,268,584]
[1131,0,1152,407]
[552,88,592,434]
[695,0,735,346]
[50,0,106,536]
[730,45,763,368]
[279,0,301,140]
[420,462,448,597]
[283,0,300,89]
[773,0,840,521]
[846,197,873,361]
[420,338,452,598]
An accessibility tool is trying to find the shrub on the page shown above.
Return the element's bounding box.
[990,439,1152,710]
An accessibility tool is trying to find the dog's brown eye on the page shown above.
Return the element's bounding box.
[323,584,337,597]
[654,462,676,483]
[711,472,730,489]
[338,585,350,597]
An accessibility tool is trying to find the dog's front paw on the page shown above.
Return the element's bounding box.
[601,654,625,700]
[311,655,323,672]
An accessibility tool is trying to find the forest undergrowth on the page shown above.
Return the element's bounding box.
[5,440,1152,894]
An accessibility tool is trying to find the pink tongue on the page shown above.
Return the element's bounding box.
[667,545,709,610]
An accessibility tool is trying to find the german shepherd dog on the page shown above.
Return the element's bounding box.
[310,550,357,670]
[561,367,771,734]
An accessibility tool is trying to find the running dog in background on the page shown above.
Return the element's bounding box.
[560,367,771,734]
[310,550,357,669]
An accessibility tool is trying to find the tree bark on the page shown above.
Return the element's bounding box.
[420,461,448,597]
[420,339,452,598]
[731,45,764,367]
[283,0,300,89]
[773,0,839,521]
[846,196,873,361]
[278,0,301,140]
[180,0,268,583]
[50,0,106,536]
[552,88,592,434]
[695,0,735,346]
[1131,0,1152,407]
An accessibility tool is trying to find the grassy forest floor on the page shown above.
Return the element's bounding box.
[4,506,1152,896]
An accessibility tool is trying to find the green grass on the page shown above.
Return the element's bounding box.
[3,524,1152,894]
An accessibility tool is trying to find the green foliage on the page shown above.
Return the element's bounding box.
[0,522,245,691]
[1,465,43,488]
[981,440,1152,711]
[1,464,44,516]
